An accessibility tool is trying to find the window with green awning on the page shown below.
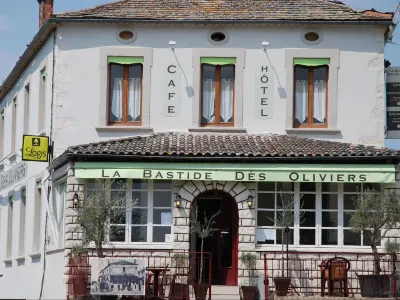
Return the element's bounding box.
[200,57,236,65]
[108,56,144,65]
[294,58,330,67]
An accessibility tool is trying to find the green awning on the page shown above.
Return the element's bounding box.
[200,57,236,65]
[41,69,46,77]
[37,182,42,189]
[75,162,395,184]
[108,56,144,65]
[294,58,330,67]
[9,196,14,204]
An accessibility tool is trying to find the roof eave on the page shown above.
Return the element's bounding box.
[53,17,394,26]
[0,20,57,103]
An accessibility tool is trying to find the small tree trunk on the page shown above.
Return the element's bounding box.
[281,230,284,277]
[200,238,204,284]
[371,244,381,274]
[95,241,104,258]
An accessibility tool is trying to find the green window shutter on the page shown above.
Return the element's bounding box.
[294,58,330,67]
[200,57,236,65]
[108,56,144,65]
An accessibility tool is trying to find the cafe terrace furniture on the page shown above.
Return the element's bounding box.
[320,257,351,297]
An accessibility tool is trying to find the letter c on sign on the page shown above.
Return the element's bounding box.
[289,172,299,182]
[168,65,177,73]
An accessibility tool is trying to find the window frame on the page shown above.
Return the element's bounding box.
[200,63,236,127]
[11,97,17,153]
[293,65,329,128]
[33,180,42,252]
[6,194,14,258]
[19,187,27,256]
[256,182,383,250]
[86,179,174,246]
[107,62,144,126]
[23,84,30,135]
[284,49,339,131]
[38,67,46,132]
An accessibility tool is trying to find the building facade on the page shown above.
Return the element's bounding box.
[0,0,399,299]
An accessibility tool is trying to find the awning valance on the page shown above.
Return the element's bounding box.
[107,56,144,65]
[294,58,330,67]
[200,57,236,65]
[74,162,395,183]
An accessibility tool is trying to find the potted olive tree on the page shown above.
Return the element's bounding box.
[348,187,400,297]
[271,194,304,296]
[189,207,220,300]
[240,252,259,300]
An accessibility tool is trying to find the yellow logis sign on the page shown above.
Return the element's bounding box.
[22,135,49,162]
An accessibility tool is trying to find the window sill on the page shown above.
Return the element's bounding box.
[88,243,173,250]
[189,127,247,133]
[46,248,64,255]
[286,128,341,134]
[95,126,153,133]
[255,245,382,253]
[29,252,41,259]
[15,256,25,263]
[3,258,13,265]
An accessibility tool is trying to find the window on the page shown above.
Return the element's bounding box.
[86,179,173,244]
[256,182,381,247]
[24,84,30,134]
[0,110,4,159]
[294,58,329,128]
[116,28,137,44]
[201,58,235,126]
[53,181,67,247]
[7,195,14,258]
[33,181,42,252]
[38,68,46,132]
[11,97,17,153]
[19,188,26,256]
[208,30,229,45]
[108,57,143,125]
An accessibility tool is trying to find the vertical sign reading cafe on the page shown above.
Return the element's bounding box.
[386,67,400,139]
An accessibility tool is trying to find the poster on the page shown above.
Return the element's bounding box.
[256,228,275,243]
[161,212,172,225]
[90,258,146,296]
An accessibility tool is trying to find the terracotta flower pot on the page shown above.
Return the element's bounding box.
[274,277,291,296]
[241,286,258,300]
[193,283,209,300]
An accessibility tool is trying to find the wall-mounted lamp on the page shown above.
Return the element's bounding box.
[175,195,182,208]
[262,41,269,51]
[169,40,177,50]
[247,195,254,208]
[73,192,79,208]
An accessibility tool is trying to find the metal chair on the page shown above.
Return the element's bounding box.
[320,257,350,297]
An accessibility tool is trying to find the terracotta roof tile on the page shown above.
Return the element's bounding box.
[49,132,400,169]
[54,0,393,21]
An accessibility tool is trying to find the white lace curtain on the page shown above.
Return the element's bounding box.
[202,78,233,123]
[295,79,326,124]
[111,78,141,122]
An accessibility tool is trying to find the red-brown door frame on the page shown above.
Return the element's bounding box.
[216,193,239,286]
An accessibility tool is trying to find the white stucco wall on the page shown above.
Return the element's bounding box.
[0,21,391,299]
[53,23,386,155]
[0,35,67,299]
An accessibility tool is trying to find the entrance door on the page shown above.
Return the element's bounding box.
[192,191,238,286]
[217,193,238,285]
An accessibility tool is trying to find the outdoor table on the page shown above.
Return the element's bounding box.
[146,267,170,297]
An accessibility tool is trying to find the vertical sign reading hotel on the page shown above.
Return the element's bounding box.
[386,67,400,138]
[256,64,274,119]
[163,63,181,117]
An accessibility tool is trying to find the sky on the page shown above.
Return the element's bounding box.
[0,0,399,146]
